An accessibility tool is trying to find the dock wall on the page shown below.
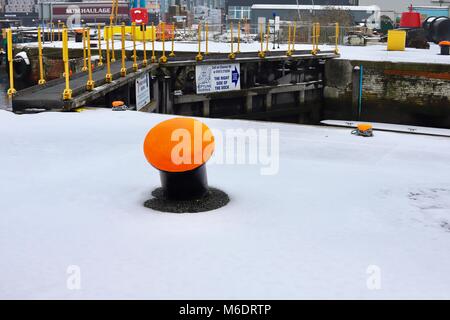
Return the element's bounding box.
[324,59,450,128]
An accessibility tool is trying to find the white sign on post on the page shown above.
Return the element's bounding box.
[195,63,241,94]
[135,73,150,111]
[275,16,280,32]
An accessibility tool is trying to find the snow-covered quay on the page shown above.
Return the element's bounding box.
[1,109,450,299]
[24,40,450,65]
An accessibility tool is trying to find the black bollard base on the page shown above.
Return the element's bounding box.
[144,187,230,213]
[160,164,209,201]
[441,46,450,55]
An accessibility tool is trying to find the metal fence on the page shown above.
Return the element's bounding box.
[172,22,360,47]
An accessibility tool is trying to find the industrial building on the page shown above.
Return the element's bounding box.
[248,4,380,29]
[227,0,359,19]
[358,0,450,20]
[37,1,130,24]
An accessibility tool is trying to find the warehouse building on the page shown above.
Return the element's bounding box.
[358,0,449,20]
[227,0,359,20]
[248,4,381,29]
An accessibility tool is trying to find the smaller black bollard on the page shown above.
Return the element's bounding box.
[439,41,450,55]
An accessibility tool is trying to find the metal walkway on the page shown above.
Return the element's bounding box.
[11,50,338,112]
[12,59,153,111]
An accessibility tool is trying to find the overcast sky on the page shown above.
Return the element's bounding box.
[358,0,447,13]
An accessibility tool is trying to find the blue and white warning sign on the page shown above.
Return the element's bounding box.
[195,63,241,94]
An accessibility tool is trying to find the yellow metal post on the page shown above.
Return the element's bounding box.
[286,23,292,56]
[132,22,138,71]
[62,27,72,100]
[97,24,103,66]
[86,28,95,91]
[311,23,317,55]
[105,26,112,83]
[110,18,116,62]
[120,23,127,77]
[292,22,296,53]
[114,0,119,24]
[258,22,265,58]
[315,23,321,53]
[237,21,241,53]
[6,29,16,97]
[151,22,156,63]
[50,22,54,42]
[205,22,209,55]
[229,21,235,59]
[169,23,175,57]
[160,22,168,63]
[265,22,270,52]
[37,26,46,85]
[142,23,148,66]
[335,22,339,54]
[82,27,88,71]
[195,23,203,61]
[57,22,64,41]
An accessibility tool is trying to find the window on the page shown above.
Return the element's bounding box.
[228,6,251,20]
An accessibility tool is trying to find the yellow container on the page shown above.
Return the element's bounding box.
[104,26,156,41]
[387,30,406,51]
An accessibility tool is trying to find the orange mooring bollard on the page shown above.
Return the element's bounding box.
[143,118,215,201]
[142,118,229,213]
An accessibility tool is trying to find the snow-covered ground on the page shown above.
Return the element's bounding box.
[1,109,450,299]
[335,43,450,65]
[21,40,450,65]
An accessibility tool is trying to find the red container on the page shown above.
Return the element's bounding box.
[400,6,421,28]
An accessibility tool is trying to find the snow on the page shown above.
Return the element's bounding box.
[20,39,450,65]
[1,109,450,299]
[335,43,450,65]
